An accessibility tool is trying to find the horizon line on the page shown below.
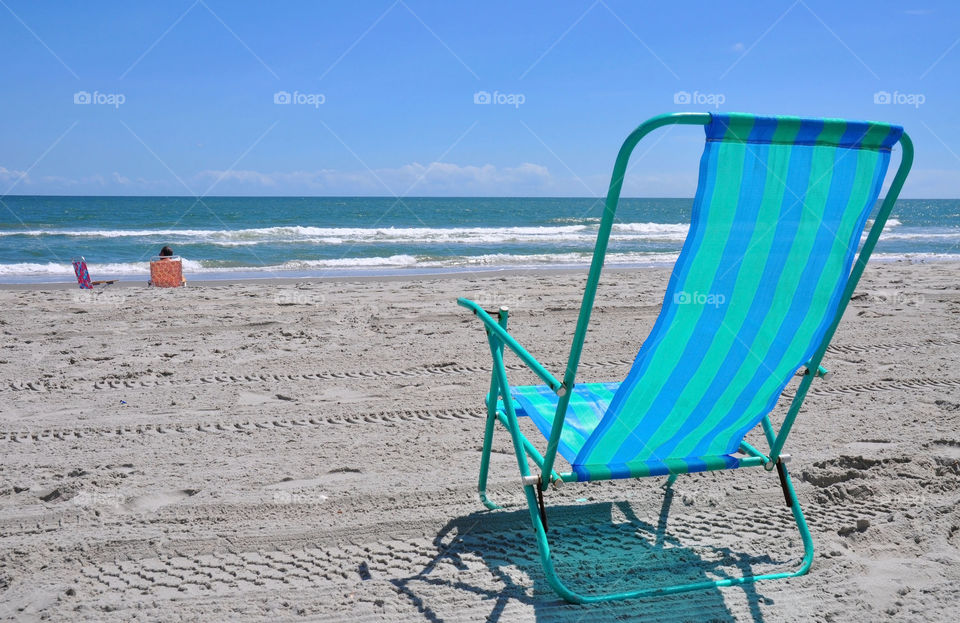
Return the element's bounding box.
[1,194,952,200]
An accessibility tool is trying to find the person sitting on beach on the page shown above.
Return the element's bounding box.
[149,245,187,286]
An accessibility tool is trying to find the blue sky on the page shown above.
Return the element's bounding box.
[0,1,957,197]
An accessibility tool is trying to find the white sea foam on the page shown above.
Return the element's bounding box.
[5,220,940,246]
[1,214,955,280]
[551,217,602,224]
[0,223,695,245]
[875,231,960,241]
[274,255,420,269]
[423,251,680,267]
[0,252,675,277]
[0,225,587,240]
[0,259,205,276]
[870,252,960,263]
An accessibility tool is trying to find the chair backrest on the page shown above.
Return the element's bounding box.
[150,256,183,288]
[576,113,903,468]
[72,257,93,289]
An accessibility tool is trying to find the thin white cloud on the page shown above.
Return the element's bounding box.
[19,173,107,188]
[194,162,553,195]
[3,161,951,198]
[0,166,28,183]
[196,169,280,187]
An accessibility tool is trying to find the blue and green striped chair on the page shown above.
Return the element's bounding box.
[457,112,913,603]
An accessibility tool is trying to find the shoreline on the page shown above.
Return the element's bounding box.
[0,262,663,289]
[1,253,959,288]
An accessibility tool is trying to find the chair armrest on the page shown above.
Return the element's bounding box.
[457,297,565,395]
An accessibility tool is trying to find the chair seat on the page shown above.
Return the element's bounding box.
[508,383,619,462]
[508,383,740,481]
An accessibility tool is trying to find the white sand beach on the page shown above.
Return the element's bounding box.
[1,261,958,621]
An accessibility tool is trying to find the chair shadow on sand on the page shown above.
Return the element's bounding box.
[392,485,781,622]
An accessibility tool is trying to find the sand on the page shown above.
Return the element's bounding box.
[1,261,958,622]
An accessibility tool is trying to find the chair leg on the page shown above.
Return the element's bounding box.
[478,408,502,510]
[655,477,676,548]
[479,349,504,510]
[518,462,815,604]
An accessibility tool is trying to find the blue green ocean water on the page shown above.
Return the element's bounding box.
[1,196,958,282]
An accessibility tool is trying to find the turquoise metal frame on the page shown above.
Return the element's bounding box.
[458,112,913,603]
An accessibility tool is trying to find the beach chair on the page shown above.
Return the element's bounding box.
[457,112,913,603]
[71,257,116,289]
[149,256,185,288]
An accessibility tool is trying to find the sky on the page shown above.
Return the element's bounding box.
[0,1,957,198]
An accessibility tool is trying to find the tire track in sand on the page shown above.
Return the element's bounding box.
[4,335,959,393]
[4,358,634,393]
[62,492,899,621]
[4,376,960,442]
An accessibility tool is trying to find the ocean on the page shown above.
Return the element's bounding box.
[1,196,958,283]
